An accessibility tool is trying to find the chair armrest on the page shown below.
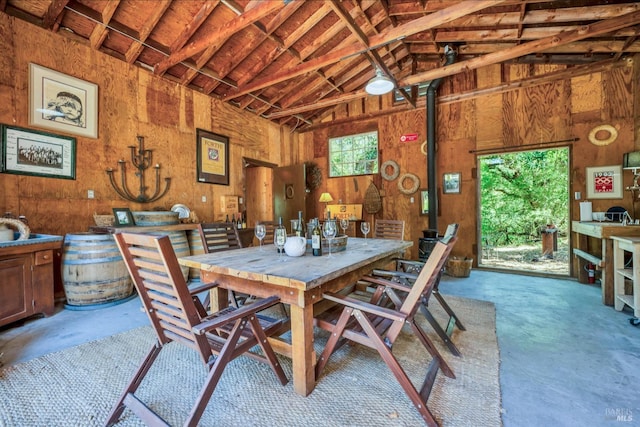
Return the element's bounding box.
[372,269,418,281]
[322,292,406,323]
[188,280,220,296]
[396,259,425,269]
[192,295,281,335]
[359,275,413,293]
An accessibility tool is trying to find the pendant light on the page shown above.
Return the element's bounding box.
[365,69,394,95]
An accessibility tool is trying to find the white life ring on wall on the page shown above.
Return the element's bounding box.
[380,160,400,181]
[420,141,428,155]
[397,173,420,195]
[588,124,618,146]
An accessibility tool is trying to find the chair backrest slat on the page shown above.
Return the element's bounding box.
[374,219,405,240]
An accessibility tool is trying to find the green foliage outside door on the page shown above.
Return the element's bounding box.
[479,147,570,274]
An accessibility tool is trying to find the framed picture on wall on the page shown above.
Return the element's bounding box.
[196,128,229,186]
[420,189,429,215]
[443,172,461,194]
[29,63,99,139]
[1,124,76,180]
[586,165,623,199]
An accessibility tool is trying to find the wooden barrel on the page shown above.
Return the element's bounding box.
[187,228,204,283]
[148,230,190,281]
[131,211,179,226]
[61,233,133,306]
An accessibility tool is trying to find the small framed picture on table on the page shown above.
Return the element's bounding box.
[113,208,134,227]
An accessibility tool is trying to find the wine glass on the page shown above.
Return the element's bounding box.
[274,226,287,262]
[360,221,370,244]
[323,220,337,258]
[340,218,349,236]
[255,223,266,251]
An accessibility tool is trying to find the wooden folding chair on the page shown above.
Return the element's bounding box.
[373,219,405,240]
[315,238,456,427]
[196,222,244,308]
[198,222,243,253]
[376,224,465,356]
[106,232,288,427]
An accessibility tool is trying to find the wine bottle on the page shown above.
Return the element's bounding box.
[312,218,322,256]
[232,214,236,228]
[237,213,242,229]
[295,211,305,237]
[275,216,287,253]
[242,212,247,229]
[225,214,230,223]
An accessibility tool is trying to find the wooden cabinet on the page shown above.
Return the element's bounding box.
[0,239,62,327]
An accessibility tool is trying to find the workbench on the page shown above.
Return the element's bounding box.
[572,221,640,306]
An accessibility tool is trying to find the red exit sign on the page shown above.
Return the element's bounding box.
[400,133,418,142]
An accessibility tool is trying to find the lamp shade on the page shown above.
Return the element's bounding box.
[319,192,334,203]
[365,71,394,95]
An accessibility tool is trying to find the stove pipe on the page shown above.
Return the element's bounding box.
[426,45,457,232]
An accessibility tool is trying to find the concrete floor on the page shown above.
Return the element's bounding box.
[1,270,638,426]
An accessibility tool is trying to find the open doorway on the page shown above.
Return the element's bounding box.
[478,147,570,276]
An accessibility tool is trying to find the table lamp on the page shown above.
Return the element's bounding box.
[319,192,333,218]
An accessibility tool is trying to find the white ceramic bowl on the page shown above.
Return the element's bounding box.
[592,212,606,221]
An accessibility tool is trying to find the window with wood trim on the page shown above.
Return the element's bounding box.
[328,131,379,177]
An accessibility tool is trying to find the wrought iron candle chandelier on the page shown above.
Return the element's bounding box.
[106,136,171,203]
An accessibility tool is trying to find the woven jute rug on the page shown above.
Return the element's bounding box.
[0,295,500,426]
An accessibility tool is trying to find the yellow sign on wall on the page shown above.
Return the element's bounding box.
[327,204,363,220]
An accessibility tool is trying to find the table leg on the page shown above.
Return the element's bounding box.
[602,238,614,306]
[289,303,315,396]
[634,245,640,318]
[202,271,228,312]
[614,240,626,312]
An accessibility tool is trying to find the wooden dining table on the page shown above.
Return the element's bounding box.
[178,237,412,396]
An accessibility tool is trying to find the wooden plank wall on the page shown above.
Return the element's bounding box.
[0,14,300,238]
[301,56,638,263]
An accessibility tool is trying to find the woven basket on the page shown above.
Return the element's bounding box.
[93,213,115,227]
[446,257,473,278]
[364,181,382,214]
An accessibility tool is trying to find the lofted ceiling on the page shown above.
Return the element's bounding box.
[4,0,640,131]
